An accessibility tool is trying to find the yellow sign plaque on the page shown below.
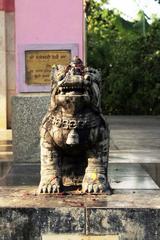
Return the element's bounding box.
[25,50,71,85]
[42,234,119,240]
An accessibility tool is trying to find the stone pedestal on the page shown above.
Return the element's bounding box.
[3,115,160,239]
[12,95,50,163]
[0,186,160,240]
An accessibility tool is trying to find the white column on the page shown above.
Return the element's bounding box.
[6,12,16,128]
[0,11,7,129]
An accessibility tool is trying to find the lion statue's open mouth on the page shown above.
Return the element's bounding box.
[38,57,111,195]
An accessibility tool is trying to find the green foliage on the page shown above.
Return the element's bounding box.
[87,0,160,114]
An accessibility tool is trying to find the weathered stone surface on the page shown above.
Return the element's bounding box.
[0,186,160,209]
[38,58,110,194]
[0,163,40,186]
[12,95,50,162]
[87,208,160,240]
[0,186,160,239]
[0,208,85,240]
[0,205,160,239]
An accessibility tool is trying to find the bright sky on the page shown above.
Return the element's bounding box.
[106,0,160,22]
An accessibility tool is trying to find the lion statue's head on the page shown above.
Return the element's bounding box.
[49,56,102,114]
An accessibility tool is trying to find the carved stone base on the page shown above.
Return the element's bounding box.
[0,186,160,240]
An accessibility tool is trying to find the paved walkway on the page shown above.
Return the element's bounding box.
[108,116,160,163]
[108,116,160,189]
[0,116,160,190]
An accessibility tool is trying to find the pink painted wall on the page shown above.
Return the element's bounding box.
[15,0,84,92]
[15,0,83,54]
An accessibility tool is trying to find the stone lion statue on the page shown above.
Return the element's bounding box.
[38,57,111,194]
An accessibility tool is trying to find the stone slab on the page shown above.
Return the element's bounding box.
[108,116,160,151]
[109,163,149,176]
[87,208,160,240]
[0,189,160,239]
[110,150,160,163]
[12,95,50,162]
[0,186,160,209]
[0,172,160,240]
[142,163,160,188]
[0,207,85,240]
[109,163,159,189]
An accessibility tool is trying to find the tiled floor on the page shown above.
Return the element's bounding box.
[108,116,160,189]
[108,116,160,163]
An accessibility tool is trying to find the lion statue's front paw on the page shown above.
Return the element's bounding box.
[82,173,111,194]
[38,176,62,194]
